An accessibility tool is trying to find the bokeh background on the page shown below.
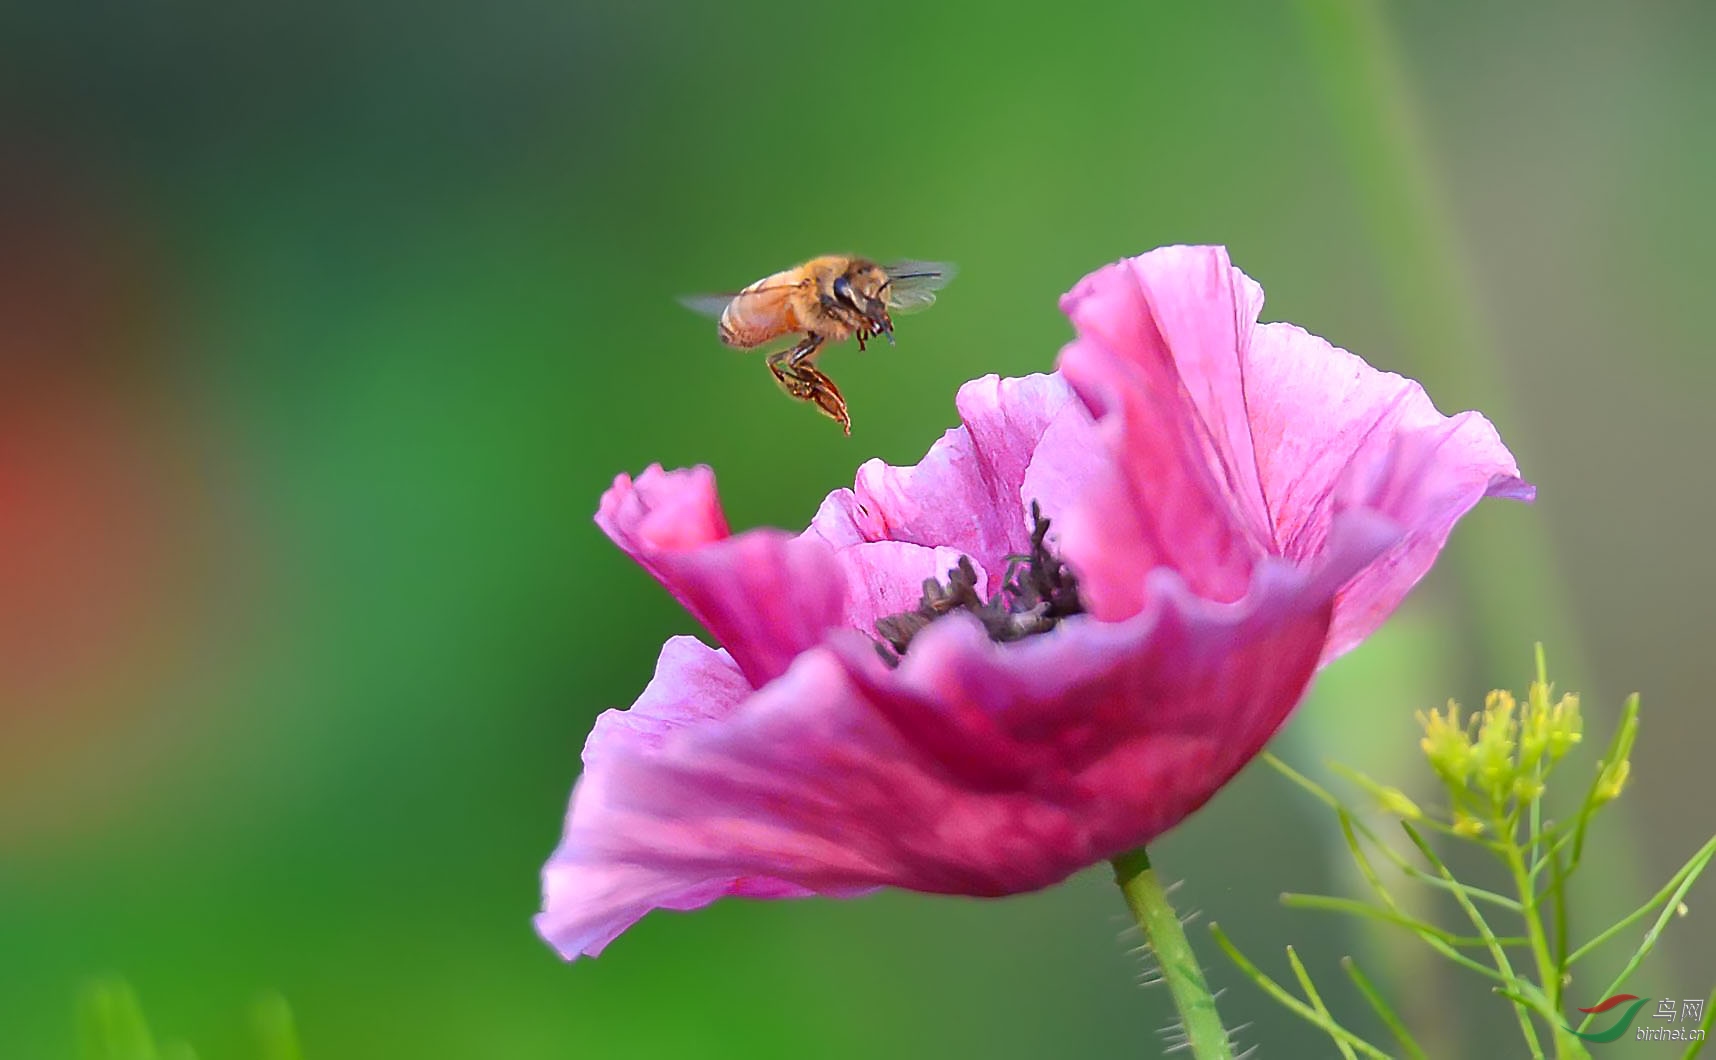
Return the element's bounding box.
[2,0,1712,1056]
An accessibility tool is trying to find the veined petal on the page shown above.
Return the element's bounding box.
[810,374,1078,586]
[537,637,824,959]
[1120,246,1272,540]
[826,540,986,639]
[1242,321,1534,660]
[1054,330,1257,615]
[1053,248,1301,617]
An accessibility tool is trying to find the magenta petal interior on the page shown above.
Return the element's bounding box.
[537,507,1397,960]
[596,464,846,687]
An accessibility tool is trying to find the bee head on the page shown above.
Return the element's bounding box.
[835,263,894,341]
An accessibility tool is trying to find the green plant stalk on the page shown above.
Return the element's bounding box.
[1402,822,1546,1056]
[1264,754,1522,910]
[1288,616,1467,1057]
[1548,836,1571,995]
[1210,925,1393,1060]
[1569,835,1716,966]
[1288,946,1358,1060]
[1577,838,1716,1034]
[1344,956,1430,1060]
[1112,848,1232,1060]
[1282,891,1526,949]
[1496,804,1590,1060]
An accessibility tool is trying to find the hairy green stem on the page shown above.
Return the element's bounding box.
[1112,848,1233,1060]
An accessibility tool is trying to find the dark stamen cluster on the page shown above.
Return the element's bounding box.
[874,502,1084,666]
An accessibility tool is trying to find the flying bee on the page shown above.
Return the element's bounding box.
[680,255,956,434]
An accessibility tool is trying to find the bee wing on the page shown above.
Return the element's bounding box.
[882,260,957,312]
[677,283,802,319]
[677,293,737,318]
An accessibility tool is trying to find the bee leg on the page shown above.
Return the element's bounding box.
[785,334,823,367]
[767,341,850,434]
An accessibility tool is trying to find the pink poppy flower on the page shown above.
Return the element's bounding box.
[537,245,1533,960]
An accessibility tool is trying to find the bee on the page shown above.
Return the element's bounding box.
[681,255,955,434]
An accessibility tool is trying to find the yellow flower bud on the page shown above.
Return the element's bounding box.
[1512,775,1545,802]
[1528,675,1552,715]
[1418,702,1474,787]
[1452,811,1487,838]
[1547,693,1583,761]
[1593,694,1639,805]
[1472,690,1519,802]
[1377,786,1423,820]
[1595,758,1631,804]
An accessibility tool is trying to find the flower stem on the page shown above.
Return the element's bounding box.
[1496,803,1591,1060]
[1112,847,1233,1060]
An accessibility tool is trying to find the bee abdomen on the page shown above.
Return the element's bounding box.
[717,307,759,347]
[718,296,789,348]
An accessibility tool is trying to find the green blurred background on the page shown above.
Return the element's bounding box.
[2,0,1711,1056]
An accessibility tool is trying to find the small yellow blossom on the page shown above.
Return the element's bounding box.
[1472,690,1519,802]
[1375,785,1422,820]
[1512,775,1545,802]
[1418,701,1474,787]
[1595,758,1631,804]
[1452,811,1487,838]
[1546,693,1583,761]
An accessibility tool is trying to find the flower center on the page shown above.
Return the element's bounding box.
[874,502,1084,665]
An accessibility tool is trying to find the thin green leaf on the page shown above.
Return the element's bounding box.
[1408,814,1508,851]
[1268,755,1519,910]
[1209,923,1393,1060]
[1265,751,1350,812]
[1281,893,1526,949]
[1336,808,1516,916]
[1400,822,1550,1053]
[1338,810,1394,904]
[1547,830,1572,1012]
[1570,693,1639,868]
[1526,778,1545,874]
[1286,946,1358,1060]
[1576,836,1716,1031]
[1528,823,1578,884]
[1570,834,1716,966]
[1331,812,1519,985]
[1495,988,1544,1010]
[1343,956,1428,1060]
